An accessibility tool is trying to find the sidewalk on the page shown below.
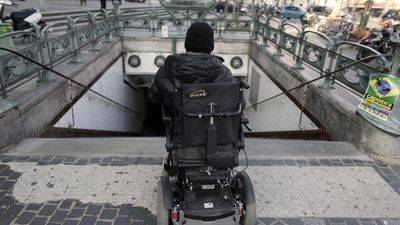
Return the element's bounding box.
[1,138,400,225]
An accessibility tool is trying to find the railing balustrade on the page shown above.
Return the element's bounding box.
[0,4,396,99]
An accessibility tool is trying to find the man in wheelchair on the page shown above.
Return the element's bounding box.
[150,22,256,225]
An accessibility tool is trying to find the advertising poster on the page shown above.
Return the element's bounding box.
[358,74,400,121]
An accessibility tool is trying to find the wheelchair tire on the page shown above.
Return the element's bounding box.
[157,180,170,225]
[236,172,256,225]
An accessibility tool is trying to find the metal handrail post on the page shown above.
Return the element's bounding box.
[250,5,260,40]
[291,25,305,70]
[33,23,51,83]
[68,17,83,64]
[102,9,112,42]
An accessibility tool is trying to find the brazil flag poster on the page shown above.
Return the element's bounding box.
[358,74,400,121]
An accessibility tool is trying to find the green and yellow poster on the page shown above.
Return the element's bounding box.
[358,74,400,121]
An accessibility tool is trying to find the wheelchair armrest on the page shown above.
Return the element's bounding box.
[162,106,174,151]
[240,80,250,89]
[241,114,252,131]
[162,106,172,123]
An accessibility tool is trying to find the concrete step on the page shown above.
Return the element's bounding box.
[2,137,369,160]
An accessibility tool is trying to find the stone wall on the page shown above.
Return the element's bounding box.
[249,41,400,162]
[0,38,122,151]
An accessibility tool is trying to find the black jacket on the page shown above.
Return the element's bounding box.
[150,53,235,106]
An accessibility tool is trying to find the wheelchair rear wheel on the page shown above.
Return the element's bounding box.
[236,172,256,225]
[157,180,170,225]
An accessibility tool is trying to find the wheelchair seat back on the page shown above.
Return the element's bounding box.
[169,81,243,168]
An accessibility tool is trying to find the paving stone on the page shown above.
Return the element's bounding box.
[49,158,64,165]
[150,158,162,165]
[41,156,53,161]
[63,157,77,164]
[132,208,148,220]
[285,218,305,225]
[28,157,41,162]
[15,156,30,161]
[100,157,114,166]
[5,204,24,218]
[329,218,345,223]
[0,181,15,191]
[1,157,16,163]
[62,220,79,225]
[99,209,117,219]
[89,158,101,164]
[78,216,97,225]
[8,172,22,180]
[0,168,13,177]
[283,160,296,166]
[146,214,156,225]
[131,220,145,225]
[270,160,284,166]
[259,160,272,166]
[73,201,88,208]
[319,159,332,166]
[26,203,43,211]
[308,159,320,166]
[60,200,74,210]
[295,160,308,165]
[95,222,112,225]
[85,205,102,216]
[30,217,48,225]
[50,210,68,223]
[0,195,15,205]
[343,218,360,225]
[68,209,84,218]
[15,212,35,224]
[74,159,89,166]
[38,205,57,216]
[118,205,134,217]
[113,216,130,225]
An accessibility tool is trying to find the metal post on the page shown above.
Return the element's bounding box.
[291,26,305,70]
[273,22,284,57]
[113,3,123,34]
[68,17,83,64]
[217,11,223,39]
[390,31,400,77]
[250,5,260,39]
[33,23,51,83]
[102,9,112,43]
[88,12,100,52]
[320,44,337,89]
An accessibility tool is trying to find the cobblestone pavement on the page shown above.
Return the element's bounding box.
[1,155,400,225]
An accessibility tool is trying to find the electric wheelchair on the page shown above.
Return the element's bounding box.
[157,81,256,225]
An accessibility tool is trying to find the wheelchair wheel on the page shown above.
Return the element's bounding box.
[157,180,170,225]
[236,172,256,225]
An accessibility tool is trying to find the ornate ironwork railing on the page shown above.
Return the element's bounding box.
[0,4,395,99]
[253,6,391,95]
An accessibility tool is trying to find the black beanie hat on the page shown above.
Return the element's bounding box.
[184,22,214,54]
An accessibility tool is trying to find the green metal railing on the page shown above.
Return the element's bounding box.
[254,8,391,95]
[0,3,397,99]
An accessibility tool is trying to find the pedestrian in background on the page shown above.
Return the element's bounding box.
[80,0,87,6]
[100,0,106,9]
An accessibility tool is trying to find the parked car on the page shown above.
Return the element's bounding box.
[280,5,306,19]
[306,5,332,17]
[214,1,234,13]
